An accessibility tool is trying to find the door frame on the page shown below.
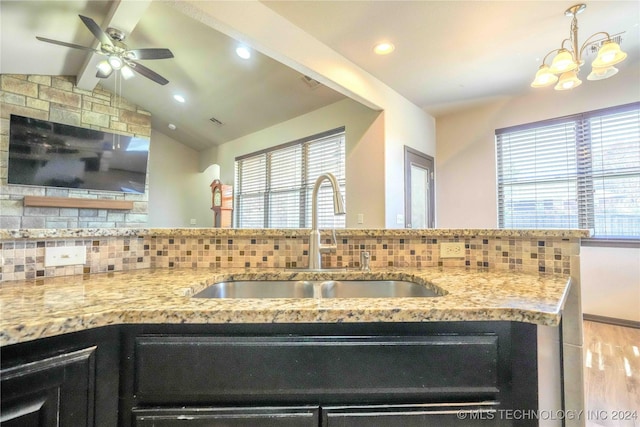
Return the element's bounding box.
[404,146,435,229]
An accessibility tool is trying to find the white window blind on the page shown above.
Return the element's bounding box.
[235,128,346,229]
[496,102,640,239]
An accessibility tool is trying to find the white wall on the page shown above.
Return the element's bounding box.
[176,0,435,228]
[148,130,213,227]
[581,246,640,322]
[204,98,385,228]
[435,62,640,322]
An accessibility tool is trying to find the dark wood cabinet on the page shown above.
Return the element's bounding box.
[1,321,538,427]
[120,322,537,427]
[133,334,499,404]
[1,346,96,427]
[0,327,120,427]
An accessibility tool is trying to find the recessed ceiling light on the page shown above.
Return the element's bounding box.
[173,94,185,103]
[168,123,177,130]
[373,42,395,55]
[236,46,251,59]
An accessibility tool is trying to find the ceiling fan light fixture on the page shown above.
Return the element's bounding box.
[37,14,173,86]
[554,70,582,91]
[531,65,558,87]
[108,55,124,70]
[96,60,112,75]
[120,65,135,80]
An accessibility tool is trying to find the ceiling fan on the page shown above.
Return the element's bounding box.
[36,15,173,85]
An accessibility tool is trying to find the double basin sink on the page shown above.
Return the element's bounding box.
[193,280,443,299]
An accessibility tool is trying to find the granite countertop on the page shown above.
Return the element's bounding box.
[0,267,572,346]
[0,227,591,240]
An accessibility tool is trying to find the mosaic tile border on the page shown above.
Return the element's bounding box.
[0,233,580,282]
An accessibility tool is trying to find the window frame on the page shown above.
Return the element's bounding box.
[234,127,346,229]
[496,102,640,245]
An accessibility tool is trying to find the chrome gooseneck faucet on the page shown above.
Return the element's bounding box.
[309,173,345,270]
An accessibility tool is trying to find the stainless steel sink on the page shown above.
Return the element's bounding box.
[192,280,442,299]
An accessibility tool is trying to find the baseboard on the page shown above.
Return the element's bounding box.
[583,313,640,329]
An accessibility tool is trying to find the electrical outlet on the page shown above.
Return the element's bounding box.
[45,246,86,267]
[357,213,364,224]
[440,242,465,258]
[190,218,197,225]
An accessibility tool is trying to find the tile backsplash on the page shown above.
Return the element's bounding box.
[0,230,582,282]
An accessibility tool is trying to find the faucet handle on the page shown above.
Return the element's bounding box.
[319,229,338,254]
[360,251,371,272]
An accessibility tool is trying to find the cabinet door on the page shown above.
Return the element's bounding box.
[323,402,503,427]
[133,406,319,427]
[134,334,499,404]
[0,347,96,427]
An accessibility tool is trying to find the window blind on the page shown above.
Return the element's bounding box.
[496,102,640,238]
[235,128,346,229]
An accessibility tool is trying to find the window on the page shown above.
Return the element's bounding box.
[496,102,640,239]
[234,128,346,229]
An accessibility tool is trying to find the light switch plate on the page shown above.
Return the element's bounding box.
[440,242,466,258]
[45,246,86,267]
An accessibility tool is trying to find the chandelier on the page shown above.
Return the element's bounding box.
[531,3,627,91]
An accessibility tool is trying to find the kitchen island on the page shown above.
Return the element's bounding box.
[0,228,588,426]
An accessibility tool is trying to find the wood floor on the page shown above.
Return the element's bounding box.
[583,320,640,427]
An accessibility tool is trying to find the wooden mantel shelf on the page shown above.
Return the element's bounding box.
[23,196,134,210]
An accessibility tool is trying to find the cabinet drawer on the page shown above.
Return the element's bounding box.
[134,334,499,404]
[133,406,319,426]
[323,402,501,427]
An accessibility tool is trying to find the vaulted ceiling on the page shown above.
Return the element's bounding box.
[2,1,638,151]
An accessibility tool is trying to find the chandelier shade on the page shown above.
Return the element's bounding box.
[531,65,559,88]
[531,4,627,91]
[592,41,627,68]
[587,66,618,81]
[555,70,582,91]
[548,49,578,74]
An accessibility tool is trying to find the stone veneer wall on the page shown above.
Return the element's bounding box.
[0,74,151,229]
[0,233,579,282]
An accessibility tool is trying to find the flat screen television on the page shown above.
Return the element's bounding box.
[8,114,149,194]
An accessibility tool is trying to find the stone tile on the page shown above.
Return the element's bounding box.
[49,105,81,126]
[0,216,20,228]
[26,97,50,111]
[120,109,151,126]
[1,75,38,97]
[1,91,26,106]
[27,75,51,86]
[82,110,110,128]
[39,86,81,108]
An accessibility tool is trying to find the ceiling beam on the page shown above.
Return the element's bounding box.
[76,0,152,91]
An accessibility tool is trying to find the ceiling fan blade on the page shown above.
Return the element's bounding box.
[129,61,169,85]
[36,36,99,53]
[126,48,174,60]
[79,14,113,47]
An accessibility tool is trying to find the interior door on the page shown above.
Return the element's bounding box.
[404,147,434,228]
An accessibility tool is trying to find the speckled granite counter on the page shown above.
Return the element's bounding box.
[0,267,572,346]
[0,227,591,240]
